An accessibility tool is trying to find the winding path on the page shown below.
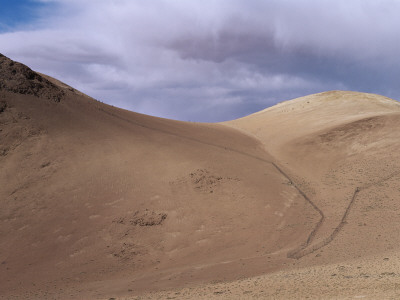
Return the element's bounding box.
[99,107,399,259]
[287,170,400,258]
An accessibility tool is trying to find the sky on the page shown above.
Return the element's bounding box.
[1,0,400,122]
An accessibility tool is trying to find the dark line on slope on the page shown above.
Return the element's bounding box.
[287,170,400,259]
[99,108,277,162]
[101,107,375,260]
[271,162,325,259]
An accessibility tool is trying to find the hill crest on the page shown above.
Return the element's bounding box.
[0,53,64,102]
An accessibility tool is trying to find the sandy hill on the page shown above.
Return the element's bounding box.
[1,54,400,299]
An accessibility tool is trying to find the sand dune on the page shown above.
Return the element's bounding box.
[1,54,400,299]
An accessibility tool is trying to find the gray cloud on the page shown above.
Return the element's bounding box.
[0,0,400,121]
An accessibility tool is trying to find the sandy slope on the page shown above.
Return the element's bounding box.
[0,54,314,299]
[226,91,400,259]
[1,54,400,299]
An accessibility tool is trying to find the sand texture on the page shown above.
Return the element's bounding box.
[2,54,400,299]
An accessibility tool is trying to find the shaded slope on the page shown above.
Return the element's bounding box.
[0,55,316,299]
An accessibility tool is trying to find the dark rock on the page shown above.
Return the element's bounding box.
[0,53,64,102]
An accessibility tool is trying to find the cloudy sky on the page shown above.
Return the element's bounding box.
[1,0,400,122]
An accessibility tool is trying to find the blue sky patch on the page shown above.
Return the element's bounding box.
[0,0,50,32]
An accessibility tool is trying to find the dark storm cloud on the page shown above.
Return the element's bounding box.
[1,0,400,121]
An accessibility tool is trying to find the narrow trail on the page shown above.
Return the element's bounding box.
[271,162,325,259]
[99,108,399,260]
[288,170,400,258]
[99,108,327,258]
[287,187,360,259]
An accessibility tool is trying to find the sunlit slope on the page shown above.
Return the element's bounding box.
[226,90,400,153]
[224,90,400,265]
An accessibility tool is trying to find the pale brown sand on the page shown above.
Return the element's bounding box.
[2,54,400,299]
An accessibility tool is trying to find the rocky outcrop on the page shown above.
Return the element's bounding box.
[0,53,64,102]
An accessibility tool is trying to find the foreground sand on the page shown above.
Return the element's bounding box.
[136,252,400,299]
[2,54,400,299]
